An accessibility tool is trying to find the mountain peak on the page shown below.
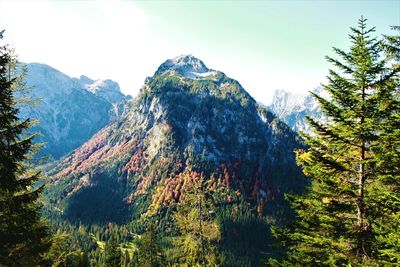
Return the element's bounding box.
[154,54,215,79]
[78,75,94,85]
[85,79,121,93]
[80,78,128,104]
[268,88,324,133]
[170,54,208,71]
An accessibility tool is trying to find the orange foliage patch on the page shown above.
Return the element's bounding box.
[53,126,140,182]
[122,147,148,177]
[149,169,203,208]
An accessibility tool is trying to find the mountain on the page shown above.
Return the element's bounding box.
[74,75,128,104]
[20,63,130,159]
[268,88,325,133]
[45,55,305,226]
[154,54,215,78]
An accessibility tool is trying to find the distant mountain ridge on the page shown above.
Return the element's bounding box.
[268,88,325,133]
[74,75,127,104]
[20,63,130,159]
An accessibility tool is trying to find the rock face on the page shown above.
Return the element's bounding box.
[20,63,130,159]
[75,75,128,104]
[268,88,325,133]
[155,54,216,79]
[46,55,305,224]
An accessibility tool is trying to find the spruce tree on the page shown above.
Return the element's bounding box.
[0,30,51,266]
[79,252,91,267]
[172,173,221,266]
[43,231,85,267]
[369,25,400,265]
[268,17,399,266]
[121,250,130,267]
[104,235,122,267]
[130,251,139,267]
[137,222,163,267]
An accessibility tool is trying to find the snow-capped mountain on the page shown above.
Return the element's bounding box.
[268,88,325,133]
[20,63,130,159]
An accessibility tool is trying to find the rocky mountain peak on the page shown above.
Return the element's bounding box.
[154,54,215,79]
[78,75,94,86]
[25,63,78,97]
[268,87,325,133]
[270,90,310,117]
[84,79,120,93]
[74,75,127,104]
[21,63,130,159]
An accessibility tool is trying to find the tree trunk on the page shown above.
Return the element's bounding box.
[357,85,366,231]
[357,147,365,230]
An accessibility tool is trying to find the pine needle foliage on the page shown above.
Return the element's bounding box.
[104,235,122,267]
[268,17,400,266]
[369,25,400,266]
[137,222,163,267]
[172,173,222,266]
[0,30,51,267]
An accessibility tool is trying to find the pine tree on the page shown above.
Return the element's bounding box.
[137,222,163,267]
[0,30,51,266]
[172,173,221,266]
[130,251,139,267]
[104,235,122,267]
[79,252,91,267]
[121,250,130,267]
[43,230,84,267]
[268,18,399,266]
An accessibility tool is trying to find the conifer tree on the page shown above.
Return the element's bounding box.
[80,252,91,267]
[137,222,163,267]
[0,30,51,266]
[104,235,122,267]
[121,250,130,267]
[130,251,139,267]
[268,18,399,266]
[43,231,85,267]
[172,173,221,266]
[369,25,400,265]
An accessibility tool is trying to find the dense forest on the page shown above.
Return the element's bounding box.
[0,17,399,267]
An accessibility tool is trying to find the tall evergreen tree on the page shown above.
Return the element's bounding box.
[172,173,221,266]
[0,30,51,266]
[137,222,163,267]
[369,25,400,265]
[130,251,139,267]
[104,235,122,267]
[43,231,85,267]
[268,18,399,266]
[121,250,130,267]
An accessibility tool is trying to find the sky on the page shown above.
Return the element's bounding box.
[0,0,399,104]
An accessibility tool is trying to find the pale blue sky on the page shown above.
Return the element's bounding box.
[0,0,399,104]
